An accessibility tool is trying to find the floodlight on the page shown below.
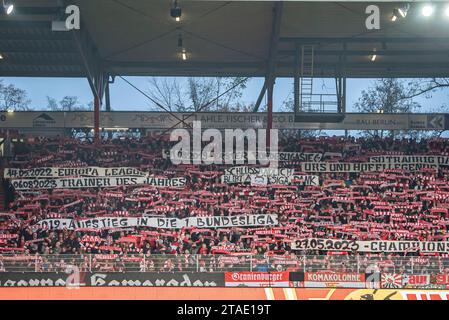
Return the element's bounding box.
[422,5,434,17]
[3,1,13,15]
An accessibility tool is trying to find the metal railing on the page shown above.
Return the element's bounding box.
[0,254,447,274]
[300,94,338,113]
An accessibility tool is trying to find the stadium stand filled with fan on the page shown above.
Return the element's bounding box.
[1,135,449,274]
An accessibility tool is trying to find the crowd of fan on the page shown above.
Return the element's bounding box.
[1,134,449,272]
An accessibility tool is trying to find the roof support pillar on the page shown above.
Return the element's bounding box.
[253,1,283,113]
[294,43,301,113]
[254,80,267,112]
[266,78,274,146]
[105,81,111,112]
[265,2,283,144]
[69,2,104,142]
[337,48,347,114]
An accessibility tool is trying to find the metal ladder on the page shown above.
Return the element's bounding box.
[300,45,314,112]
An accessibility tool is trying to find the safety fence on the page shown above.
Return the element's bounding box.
[0,254,446,274]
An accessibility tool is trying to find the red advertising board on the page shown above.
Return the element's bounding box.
[304,272,365,288]
[224,272,291,287]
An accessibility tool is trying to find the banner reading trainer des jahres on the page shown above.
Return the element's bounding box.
[10,176,187,190]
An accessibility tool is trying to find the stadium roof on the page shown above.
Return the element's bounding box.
[2,0,449,78]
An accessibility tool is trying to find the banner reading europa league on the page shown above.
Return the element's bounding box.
[4,167,149,178]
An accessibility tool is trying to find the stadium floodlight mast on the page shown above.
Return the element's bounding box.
[3,0,13,15]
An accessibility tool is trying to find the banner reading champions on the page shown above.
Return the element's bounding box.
[292,238,449,253]
[33,214,279,230]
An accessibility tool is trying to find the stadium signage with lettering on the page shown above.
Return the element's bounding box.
[292,238,449,253]
[1,112,447,130]
[33,214,279,230]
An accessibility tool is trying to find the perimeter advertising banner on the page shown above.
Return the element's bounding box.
[303,272,366,288]
[381,273,449,289]
[1,271,448,291]
[224,272,291,287]
[0,272,225,287]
